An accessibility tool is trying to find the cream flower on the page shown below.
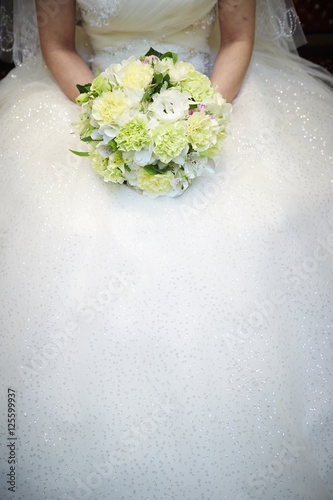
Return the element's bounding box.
[92,91,128,127]
[187,111,219,151]
[200,134,226,158]
[121,61,154,90]
[155,59,195,83]
[137,169,174,195]
[105,56,154,91]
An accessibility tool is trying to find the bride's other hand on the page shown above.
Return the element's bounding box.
[210,0,256,102]
[35,0,95,102]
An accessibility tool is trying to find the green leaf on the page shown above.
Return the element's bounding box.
[142,73,164,102]
[160,51,178,64]
[163,74,171,84]
[69,149,90,157]
[163,74,175,89]
[145,47,163,58]
[143,164,169,175]
[108,139,118,151]
[81,136,94,142]
[142,86,156,102]
[124,164,131,172]
[153,72,164,85]
[142,91,150,102]
[76,83,92,94]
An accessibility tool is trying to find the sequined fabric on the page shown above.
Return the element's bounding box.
[0,1,332,499]
[78,0,123,27]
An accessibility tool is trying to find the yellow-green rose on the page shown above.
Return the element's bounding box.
[121,61,154,91]
[187,111,219,151]
[180,71,214,101]
[76,93,90,105]
[137,169,174,194]
[116,115,150,151]
[91,75,112,95]
[151,122,188,163]
[92,91,128,126]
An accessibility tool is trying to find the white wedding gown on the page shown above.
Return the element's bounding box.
[0,1,332,499]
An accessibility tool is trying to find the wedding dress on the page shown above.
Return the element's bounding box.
[0,0,332,499]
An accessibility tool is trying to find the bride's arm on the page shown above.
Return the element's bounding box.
[210,0,256,103]
[35,0,95,102]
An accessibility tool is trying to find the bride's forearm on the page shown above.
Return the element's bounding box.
[210,39,253,103]
[35,0,94,103]
[42,49,95,103]
[212,0,256,102]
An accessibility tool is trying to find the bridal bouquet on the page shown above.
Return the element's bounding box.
[72,48,232,197]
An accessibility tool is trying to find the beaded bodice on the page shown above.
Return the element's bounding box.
[76,0,217,74]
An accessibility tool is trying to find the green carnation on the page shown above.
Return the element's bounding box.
[90,149,125,183]
[151,122,188,163]
[187,111,218,151]
[180,71,214,102]
[116,115,151,151]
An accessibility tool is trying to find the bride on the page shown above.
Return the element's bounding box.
[0,0,332,499]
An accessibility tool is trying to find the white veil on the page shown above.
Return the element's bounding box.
[0,0,92,65]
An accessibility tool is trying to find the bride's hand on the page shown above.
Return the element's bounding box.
[35,0,95,102]
[210,0,256,103]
